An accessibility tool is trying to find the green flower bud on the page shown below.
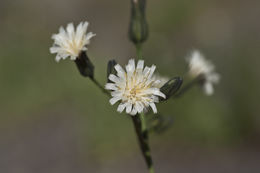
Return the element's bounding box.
[128,0,149,44]
[160,77,183,101]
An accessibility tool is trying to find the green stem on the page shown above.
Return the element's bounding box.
[136,43,143,60]
[174,75,204,98]
[133,43,155,173]
[132,114,155,173]
[90,77,110,96]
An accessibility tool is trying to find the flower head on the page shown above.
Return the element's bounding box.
[105,59,166,115]
[50,21,96,62]
[187,50,220,95]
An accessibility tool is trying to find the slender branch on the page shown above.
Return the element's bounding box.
[133,41,155,173]
[90,77,110,96]
[132,114,154,173]
[136,43,143,60]
[174,76,204,98]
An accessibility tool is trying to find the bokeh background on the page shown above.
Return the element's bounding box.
[0,0,260,172]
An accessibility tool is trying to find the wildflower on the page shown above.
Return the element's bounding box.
[105,59,166,115]
[187,50,220,95]
[50,21,95,62]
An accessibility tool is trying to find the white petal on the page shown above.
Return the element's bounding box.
[137,60,144,70]
[143,67,150,77]
[154,90,166,99]
[76,22,83,33]
[142,88,166,99]
[126,59,135,73]
[59,26,66,34]
[109,97,121,105]
[117,103,127,113]
[85,32,96,42]
[152,96,159,103]
[109,74,120,83]
[70,55,77,61]
[114,64,126,78]
[149,103,157,114]
[208,73,220,83]
[203,82,214,95]
[135,102,144,113]
[126,103,132,114]
[66,23,75,37]
[130,107,138,116]
[50,47,59,54]
[111,91,123,97]
[55,55,61,62]
[105,83,118,90]
[148,65,156,79]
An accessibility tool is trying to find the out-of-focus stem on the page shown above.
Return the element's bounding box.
[174,76,203,98]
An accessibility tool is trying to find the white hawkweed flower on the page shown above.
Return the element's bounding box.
[187,50,220,95]
[105,59,166,116]
[50,21,96,62]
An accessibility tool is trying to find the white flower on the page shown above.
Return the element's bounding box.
[187,50,220,95]
[105,59,166,115]
[50,21,96,62]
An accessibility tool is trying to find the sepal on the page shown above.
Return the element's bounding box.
[107,59,117,82]
[74,51,94,78]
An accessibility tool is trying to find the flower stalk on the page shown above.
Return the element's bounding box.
[90,77,110,96]
[174,75,204,98]
[132,113,155,173]
[131,21,155,172]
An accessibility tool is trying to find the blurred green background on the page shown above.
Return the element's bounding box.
[0,0,260,172]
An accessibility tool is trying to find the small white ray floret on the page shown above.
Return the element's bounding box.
[105,59,166,115]
[151,74,169,88]
[50,21,96,62]
[187,50,220,95]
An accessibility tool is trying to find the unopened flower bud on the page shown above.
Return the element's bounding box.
[128,0,148,44]
[160,77,183,101]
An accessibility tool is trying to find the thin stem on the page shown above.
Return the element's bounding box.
[132,114,155,173]
[174,76,203,98]
[133,42,155,173]
[90,77,110,96]
[136,43,143,60]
